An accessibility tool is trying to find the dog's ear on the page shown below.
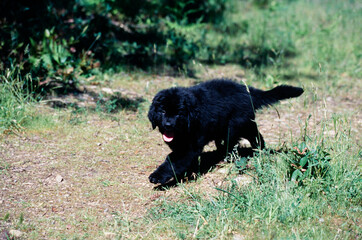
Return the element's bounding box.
[148,115,157,130]
[148,106,158,130]
[148,91,167,130]
[149,114,156,130]
[148,96,161,130]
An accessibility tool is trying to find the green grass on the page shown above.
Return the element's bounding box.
[0,68,59,134]
[0,68,34,133]
[146,117,361,239]
[201,0,361,84]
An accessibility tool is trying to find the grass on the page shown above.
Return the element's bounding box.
[0,68,35,133]
[209,0,361,84]
[0,0,361,239]
[147,128,360,239]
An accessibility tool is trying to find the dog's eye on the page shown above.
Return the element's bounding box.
[161,110,166,114]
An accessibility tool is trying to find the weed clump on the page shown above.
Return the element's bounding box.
[287,142,332,185]
[0,68,35,133]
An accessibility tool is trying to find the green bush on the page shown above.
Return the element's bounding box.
[0,0,229,95]
[0,0,100,94]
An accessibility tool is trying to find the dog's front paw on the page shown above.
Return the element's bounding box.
[149,170,172,185]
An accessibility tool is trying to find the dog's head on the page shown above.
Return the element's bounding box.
[148,87,196,143]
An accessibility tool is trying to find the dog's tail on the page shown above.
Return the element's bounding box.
[249,85,304,110]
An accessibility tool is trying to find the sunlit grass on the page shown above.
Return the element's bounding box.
[146,110,361,239]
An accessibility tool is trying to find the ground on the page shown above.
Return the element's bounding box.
[0,66,361,239]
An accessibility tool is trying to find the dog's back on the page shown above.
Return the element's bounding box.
[191,79,303,110]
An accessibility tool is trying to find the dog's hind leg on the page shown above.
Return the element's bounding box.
[215,129,242,156]
[242,121,265,150]
[215,139,224,152]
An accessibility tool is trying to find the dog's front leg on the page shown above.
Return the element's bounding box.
[149,150,199,185]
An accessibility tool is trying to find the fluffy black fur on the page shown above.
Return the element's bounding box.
[148,79,303,185]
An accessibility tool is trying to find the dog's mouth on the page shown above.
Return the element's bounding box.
[162,131,174,142]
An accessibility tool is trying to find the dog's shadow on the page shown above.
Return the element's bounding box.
[154,147,259,190]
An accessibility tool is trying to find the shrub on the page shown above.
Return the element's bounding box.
[0,0,228,96]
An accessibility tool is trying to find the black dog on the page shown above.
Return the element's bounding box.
[148,79,303,185]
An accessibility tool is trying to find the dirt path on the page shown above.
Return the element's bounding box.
[0,75,361,239]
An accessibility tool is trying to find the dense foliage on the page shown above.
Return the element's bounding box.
[0,0,228,92]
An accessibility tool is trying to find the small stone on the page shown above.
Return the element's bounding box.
[233,234,245,240]
[218,168,228,174]
[101,87,114,95]
[9,229,24,238]
[56,175,64,183]
[103,231,116,239]
[234,175,253,187]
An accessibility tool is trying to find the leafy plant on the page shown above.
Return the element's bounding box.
[288,142,332,184]
[234,156,248,173]
[28,28,79,94]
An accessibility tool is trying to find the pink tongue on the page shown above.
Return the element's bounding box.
[162,132,174,142]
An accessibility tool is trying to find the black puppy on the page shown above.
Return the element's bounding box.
[148,79,303,184]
